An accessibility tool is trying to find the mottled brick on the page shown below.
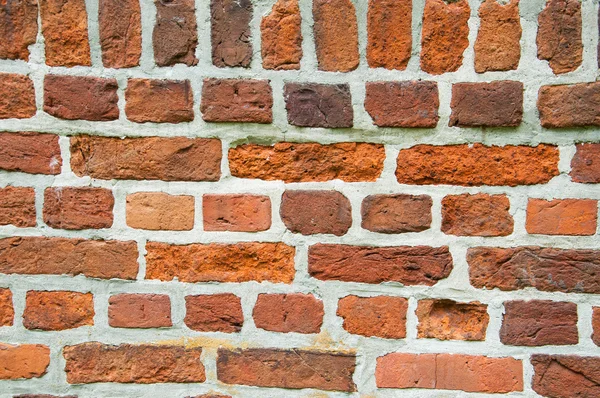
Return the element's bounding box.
[0,344,49,379]
[125,79,194,123]
[313,0,359,72]
[284,83,353,128]
[211,0,252,68]
[261,0,302,70]
[0,289,14,326]
[538,83,600,128]
[532,355,600,397]
[442,193,514,237]
[109,294,172,329]
[253,293,324,334]
[0,73,36,119]
[0,0,38,60]
[280,190,352,236]
[593,307,600,346]
[526,198,598,236]
[185,294,243,333]
[99,0,141,68]
[23,291,94,331]
[361,194,432,234]
[337,295,407,339]
[203,194,271,232]
[153,0,198,66]
[43,187,114,230]
[126,192,195,231]
[201,79,272,123]
[0,132,61,175]
[0,186,36,228]
[571,143,600,183]
[417,299,489,341]
[367,0,411,70]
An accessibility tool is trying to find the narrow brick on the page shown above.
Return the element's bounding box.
[14,395,76,398]
[396,144,559,186]
[593,307,600,346]
[211,0,252,68]
[203,194,271,232]
[417,299,488,341]
[23,291,94,331]
[153,0,198,66]
[0,132,61,175]
[0,73,36,119]
[201,79,272,123]
[538,83,600,128]
[146,242,295,283]
[442,193,514,237]
[99,0,141,68]
[261,0,302,70]
[337,295,407,339]
[108,294,172,329]
[253,293,324,334]
[0,187,36,228]
[44,187,114,230]
[313,0,359,72]
[126,192,195,231]
[0,0,38,60]
[0,344,50,379]
[217,348,356,392]
[125,79,194,123]
[526,198,598,236]
[284,83,353,128]
[0,289,13,327]
[532,355,600,397]
[309,244,453,285]
[367,0,411,70]
[280,190,352,236]
[362,194,432,234]
[571,143,600,183]
[70,135,222,181]
[185,294,243,333]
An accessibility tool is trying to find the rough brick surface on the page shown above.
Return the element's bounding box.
[201,79,273,123]
[153,0,198,66]
[23,291,94,331]
[361,194,432,234]
[0,288,13,326]
[109,294,172,329]
[417,299,489,341]
[253,293,324,334]
[284,83,353,128]
[0,186,36,228]
[367,0,411,70]
[261,0,302,70]
[526,198,598,236]
[125,79,194,123]
[203,194,271,232]
[0,0,38,60]
[593,308,600,346]
[337,295,407,339]
[126,192,195,231]
[211,0,252,68]
[531,355,600,397]
[313,0,359,72]
[43,187,114,230]
[571,143,600,183]
[442,193,514,237]
[99,0,141,68]
[0,132,62,175]
[185,294,243,333]
[0,344,50,379]
[538,83,600,128]
[280,190,352,236]
[0,73,36,119]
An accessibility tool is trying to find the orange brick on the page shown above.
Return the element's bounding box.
[203,194,271,232]
[126,192,195,231]
[23,291,94,331]
[337,295,407,339]
[0,344,50,379]
[526,198,598,236]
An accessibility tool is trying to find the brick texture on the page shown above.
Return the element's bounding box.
[280,190,352,236]
[99,0,141,68]
[531,355,600,397]
[284,83,353,128]
[571,143,600,183]
[203,194,271,232]
[153,0,198,66]
[313,0,359,72]
[0,186,36,228]
[361,194,432,234]
[201,79,272,123]
[442,193,514,237]
[108,294,172,328]
[0,0,38,61]
[337,295,407,339]
[0,132,62,175]
[211,0,252,68]
[526,198,598,235]
[0,288,14,327]
[126,192,195,231]
[253,293,324,334]
[416,299,489,341]
[367,0,411,70]
[125,79,194,123]
[0,344,50,379]
[261,0,302,70]
[185,294,243,333]
[43,187,114,230]
[538,83,600,128]
[23,291,94,331]
[593,307,600,346]
[0,73,36,119]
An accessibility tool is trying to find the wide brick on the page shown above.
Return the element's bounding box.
[153,0,198,66]
[442,193,514,237]
[201,79,272,123]
[593,307,600,346]
[23,291,94,331]
[396,144,559,186]
[203,194,271,232]
[125,79,194,123]
[337,295,407,339]
[468,246,600,293]
[0,0,38,60]
[0,187,36,228]
[526,198,598,236]
[146,242,295,283]
[532,355,600,397]
[421,0,470,75]
[0,132,61,175]
[0,344,50,379]
[185,294,243,333]
[501,300,578,346]
[43,187,114,230]
[40,0,90,66]
[44,75,119,121]
[99,0,141,68]
[108,294,172,329]
[280,190,352,236]
[229,142,385,183]
[0,288,13,327]
[126,192,195,231]
[361,194,432,234]
[365,81,439,128]
[70,135,222,181]
[376,353,523,393]
[63,343,205,383]
[261,0,302,70]
[284,83,353,128]
[217,348,356,391]
[253,293,324,334]
[313,0,358,72]
[309,244,452,285]
[417,299,489,341]
[537,0,582,74]
[0,73,36,119]
[367,0,411,70]
[211,0,252,68]
[538,83,600,128]
[0,237,138,280]
[571,143,600,183]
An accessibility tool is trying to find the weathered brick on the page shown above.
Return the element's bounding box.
[532,355,600,397]
[201,79,272,123]
[261,0,302,70]
[571,143,600,183]
[313,0,359,72]
[99,0,141,68]
[396,144,559,186]
[126,192,195,231]
[229,142,385,183]
[185,294,243,333]
[376,353,523,393]
[253,293,324,334]
[44,75,119,121]
[337,295,407,339]
[108,294,172,329]
[217,348,356,391]
[526,198,598,236]
[39,0,90,66]
[70,135,222,182]
[187,395,230,398]
[449,81,523,127]
[501,300,578,346]
[361,194,432,234]
[537,0,582,74]
[63,343,205,383]
[0,344,50,379]
[417,299,489,341]
[0,73,36,119]
[442,193,514,237]
[203,194,271,232]
[280,190,352,236]
[146,242,295,283]
[365,81,439,128]
[153,0,198,66]
[367,0,411,70]
[0,237,138,280]
[284,83,353,128]
[309,244,453,285]
[23,291,94,331]
[125,79,194,123]
[0,132,61,175]
[538,83,600,128]
[420,0,470,75]
[211,0,252,68]
[593,307,600,346]
[468,246,600,293]
[0,0,38,60]
[0,186,36,228]
[43,187,114,230]
[0,288,13,327]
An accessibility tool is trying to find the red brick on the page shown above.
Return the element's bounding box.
[126,192,195,231]
[253,293,324,334]
[187,395,230,398]
[153,0,198,66]
[571,143,600,183]
[0,73,36,119]
[44,75,119,121]
[229,142,385,183]
[0,288,13,327]
[0,187,36,228]
[468,246,600,293]
[0,237,138,280]
[0,132,62,175]
[23,291,94,331]
[211,0,253,68]
[280,190,352,236]
[108,294,172,329]
[217,348,356,391]
[43,187,114,230]
[376,353,523,393]
[532,355,600,397]
[146,242,295,283]
[309,244,452,285]
[201,79,272,123]
[284,83,353,128]
[313,0,359,72]
[125,79,194,123]
[361,194,432,234]
[203,194,271,232]
[70,135,222,181]
[0,344,50,379]
[538,83,600,128]
[593,307,600,346]
[442,193,514,237]
[0,0,38,60]
[63,343,205,383]
[261,0,302,70]
[185,294,243,333]
[337,295,407,339]
[396,144,559,186]
[367,0,411,70]
[417,299,489,341]
[526,198,597,236]
[99,0,141,68]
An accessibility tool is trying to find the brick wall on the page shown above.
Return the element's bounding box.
[0,0,599,396]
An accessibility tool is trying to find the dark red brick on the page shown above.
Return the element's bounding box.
[361,194,432,234]
[211,0,252,68]
[201,79,272,123]
[280,190,352,236]
[284,83,353,128]
[153,0,198,66]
